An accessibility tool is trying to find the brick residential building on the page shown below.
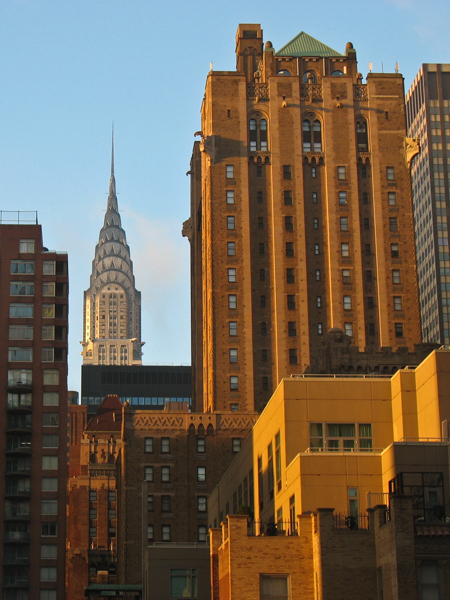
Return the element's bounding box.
[0,212,68,600]
[183,24,422,413]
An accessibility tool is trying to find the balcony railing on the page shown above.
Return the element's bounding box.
[4,510,30,520]
[0,211,37,225]
[4,532,30,542]
[6,440,31,453]
[6,418,32,432]
[5,485,31,497]
[333,513,369,530]
[246,520,298,537]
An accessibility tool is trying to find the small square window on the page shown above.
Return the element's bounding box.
[285,216,293,231]
[161,466,170,482]
[391,243,399,258]
[230,404,239,411]
[229,321,237,336]
[145,438,153,453]
[227,216,235,230]
[341,243,349,257]
[342,269,351,284]
[226,190,235,204]
[286,242,294,257]
[388,192,396,206]
[287,295,296,310]
[288,321,297,336]
[228,294,237,309]
[387,167,395,180]
[43,282,55,297]
[343,295,352,310]
[289,349,298,364]
[395,323,404,337]
[197,467,206,482]
[284,191,292,205]
[227,242,236,256]
[394,296,402,311]
[19,239,35,253]
[161,438,170,453]
[286,268,295,283]
[339,192,347,205]
[43,261,55,275]
[338,166,346,180]
[197,438,205,453]
[145,466,154,481]
[283,165,291,180]
[229,348,238,363]
[226,165,234,179]
[340,217,348,231]
[228,268,236,283]
[42,347,54,362]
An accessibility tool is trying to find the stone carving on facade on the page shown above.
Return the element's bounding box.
[247,83,269,101]
[300,84,323,102]
[303,152,325,165]
[249,151,271,164]
[182,217,193,242]
[405,137,420,167]
[134,414,185,430]
[218,415,257,430]
[354,85,368,101]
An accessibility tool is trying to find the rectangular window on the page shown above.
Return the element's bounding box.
[261,322,267,335]
[40,544,57,559]
[311,166,316,178]
[312,192,318,203]
[286,268,295,283]
[10,303,34,318]
[147,495,154,511]
[392,270,401,284]
[287,295,296,310]
[198,496,207,512]
[318,323,323,334]
[262,349,268,362]
[394,296,402,311]
[389,218,398,232]
[316,296,322,308]
[228,294,237,309]
[362,192,369,204]
[43,413,59,427]
[10,260,34,274]
[226,165,234,179]
[315,270,321,281]
[197,467,206,482]
[262,376,268,389]
[227,242,236,256]
[283,165,291,179]
[43,282,55,296]
[145,437,153,453]
[284,190,292,205]
[289,348,298,364]
[341,243,349,257]
[41,522,57,536]
[19,239,35,253]
[364,218,370,230]
[8,347,32,362]
[368,323,375,336]
[386,167,395,180]
[258,217,264,229]
[342,269,351,284]
[228,268,236,282]
[10,282,34,296]
[367,297,374,310]
[388,192,396,206]
[41,500,57,515]
[230,376,239,390]
[259,242,265,255]
[227,216,235,230]
[339,192,347,205]
[257,191,263,203]
[313,217,319,229]
[43,261,56,275]
[161,466,170,482]
[229,348,238,363]
[365,244,371,256]
[161,495,171,512]
[286,242,294,257]
[288,321,297,336]
[198,525,207,542]
[43,392,59,406]
[260,295,266,308]
[42,456,58,470]
[340,217,348,231]
[256,165,262,177]
[366,270,373,282]
[314,244,320,255]
[109,490,116,502]
[197,438,205,453]
[338,166,346,180]
[229,321,237,336]
[260,268,266,281]
[42,325,55,340]
[170,568,197,598]
[42,304,55,318]
[147,525,154,540]
[145,466,154,481]
[9,325,33,340]
[285,216,293,231]
[395,323,404,338]
[161,438,170,453]
[226,190,235,204]
[391,243,399,258]
[275,432,282,491]
[232,438,241,453]
[40,567,57,582]
[42,434,59,448]
[344,322,353,337]
[42,477,58,492]
[343,295,352,310]
[42,348,54,362]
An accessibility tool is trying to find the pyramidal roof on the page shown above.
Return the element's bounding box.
[275,31,343,58]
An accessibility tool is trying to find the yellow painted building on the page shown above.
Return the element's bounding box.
[208,348,450,528]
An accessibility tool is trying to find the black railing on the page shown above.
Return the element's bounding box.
[333,513,369,530]
[246,520,298,537]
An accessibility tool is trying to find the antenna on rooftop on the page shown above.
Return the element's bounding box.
[210,62,213,72]
[395,62,399,73]
[382,62,384,73]
[369,62,373,73]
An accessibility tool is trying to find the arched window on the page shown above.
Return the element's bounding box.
[248,116,269,152]
[313,120,322,151]
[303,71,316,83]
[303,118,322,152]
[98,345,106,365]
[277,69,291,76]
[302,120,311,152]
[331,70,345,76]
[356,118,369,152]
[109,345,117,365]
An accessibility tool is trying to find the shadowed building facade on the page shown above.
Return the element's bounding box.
[184,25,422,413]
[82,140,144,366]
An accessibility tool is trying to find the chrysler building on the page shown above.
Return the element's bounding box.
[81,140,144,365]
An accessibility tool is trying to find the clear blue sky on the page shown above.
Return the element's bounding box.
[0,0,449,394]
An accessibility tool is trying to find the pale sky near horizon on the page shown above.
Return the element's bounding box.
[0,0,449,394]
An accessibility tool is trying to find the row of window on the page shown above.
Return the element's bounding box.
[147,494,208,513]
[145,466,206,483]
[10,260,56,274]
[8,369,59,384]
[8,392,60,407]
[10,282,64,296]
[147,524,207,543]
[8,348,61,362]
[310,422,373,451]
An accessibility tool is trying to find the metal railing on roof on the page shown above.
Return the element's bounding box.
[0,211,38,225]
[289,373,392,379]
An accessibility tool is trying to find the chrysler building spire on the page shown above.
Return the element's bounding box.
[81,140,143,365]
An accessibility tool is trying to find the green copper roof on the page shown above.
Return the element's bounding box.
[275,32,343,58]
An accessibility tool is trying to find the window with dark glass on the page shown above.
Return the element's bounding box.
[288,322,297,336]
[285,216,293,231]
[395,323,404,338]
[260,269,265,281]
[390,218,398,232]
[342,269,351,284]
[286,268,295,283]
[286,242,294,257]
[289,349,298,364]
[283,165,291,179]
[287,295,296,310]
[356,119,368,152]
[284,190,292,205]
[391,243,399,258]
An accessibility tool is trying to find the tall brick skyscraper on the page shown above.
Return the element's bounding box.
[184,24,422,413]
